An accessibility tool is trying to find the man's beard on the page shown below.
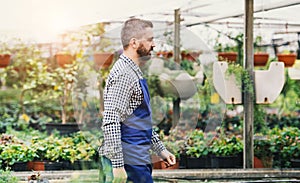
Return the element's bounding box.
[137,43,153,61]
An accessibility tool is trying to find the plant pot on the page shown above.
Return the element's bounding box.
[45,123,83,136]
[211,154,242,168]
[179,154,187,169]
[55,53,74,68]
[93,52,114,70]
[218,52,238,62]
[152,160,179,169]
[62,161,73,170]
[291,159,300,168]
[186,156,211,169]
[254,156,273,168]
[277,53,297,67]
[254,53,269,67]
[27,161,45,171]
[72,160,99,170]
[254,156,264,168]
[44,161,63,170]
[11,162,28,171]
[0,54,10,68]
[152,155,179,169]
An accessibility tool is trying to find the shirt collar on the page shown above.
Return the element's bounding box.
[120,54,143,78]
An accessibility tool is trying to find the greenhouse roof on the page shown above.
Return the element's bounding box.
[0,0,299,43]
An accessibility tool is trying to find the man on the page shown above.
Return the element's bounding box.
[98,18,176,183]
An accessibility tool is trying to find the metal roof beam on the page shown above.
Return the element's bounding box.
[186,0,300,27]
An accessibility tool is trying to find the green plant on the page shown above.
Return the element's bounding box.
[253,104,268,134]
[0,170,18,183]
[0,41,11,55]
[0,144,35,166]
[213,32,242,53]
[225,62,254,94]
[211,134,243,156]
[157,130,184,159]
[270,76,300,117]
[254,134,273,168]
[185,130,212,158]
[29,132,98,163]
[51,63,78,123]
[0,134,37,168]
[180,59,197,76]
[254,35,267,53]
[269,127,300,168]
[145,74,164,98]
[3,41,56,128]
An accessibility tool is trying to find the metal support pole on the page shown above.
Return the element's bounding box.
[174,8,180,65]
[244,0,254,169]
[173,8,181,128]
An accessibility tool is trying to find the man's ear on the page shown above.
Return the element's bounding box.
[130,38,137,49]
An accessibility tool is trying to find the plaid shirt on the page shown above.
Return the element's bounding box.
[98,54,166,168]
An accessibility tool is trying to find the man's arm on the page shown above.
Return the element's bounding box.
[151,129,176,165]
[151,129,166,154]
[101,73,133,168]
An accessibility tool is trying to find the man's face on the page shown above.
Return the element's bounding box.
[136,27,155,61]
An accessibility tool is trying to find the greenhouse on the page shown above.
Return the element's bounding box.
[0,0,300,182]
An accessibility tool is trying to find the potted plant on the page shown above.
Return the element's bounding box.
[277,50,297,67]
[3,41,56,131]
[0,42,11,68]
[214,33,242,63]
[254,134,273,168]
[0,54,11,69]
[210,134,243,168]
[218,52,238,63]
[269,127,300,168]
[254,35,269,67]
[93,52,114,70]
[45,62,81,136]
[55,51,74,68]
[0,134,37,171]
[60,132,98,170]
[184,129,212,168]
[82,23,115,117]
[0,170,18,183]
[92,35,115,71]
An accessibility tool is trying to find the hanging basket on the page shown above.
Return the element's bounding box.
[254,52,269,67]
[55,53,74,68]
[93,52,114,70]
[0,54,11,68]
[277,53,296,67]
[218,52,238,62]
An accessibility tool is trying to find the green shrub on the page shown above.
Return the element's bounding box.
[0,170,18,183]
[185,130,212,158]
[211,134,243,156]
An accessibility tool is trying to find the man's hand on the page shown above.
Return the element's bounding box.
[160,149,176,167]
[113,167,127,183]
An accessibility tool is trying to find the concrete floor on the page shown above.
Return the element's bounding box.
[12,168,300,183]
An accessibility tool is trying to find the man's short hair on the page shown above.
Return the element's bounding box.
[121,18,153,49]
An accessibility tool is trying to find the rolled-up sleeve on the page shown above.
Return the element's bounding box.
[151,130,166,154]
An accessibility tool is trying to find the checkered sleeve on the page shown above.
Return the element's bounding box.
[151,129,166,154]
[101,72,133,168]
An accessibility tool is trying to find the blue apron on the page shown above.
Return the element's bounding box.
[121,78,153,183]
